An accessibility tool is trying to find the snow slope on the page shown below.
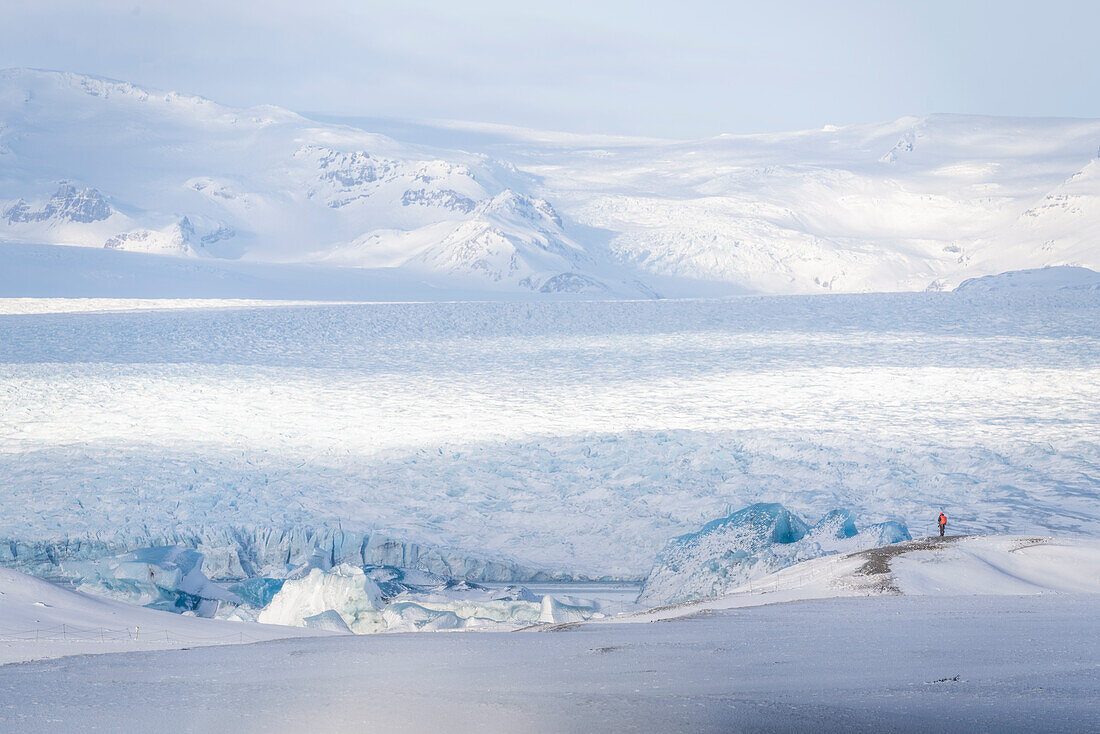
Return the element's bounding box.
[626,535,1100,623]
[0,593,1095,732]
[637,503,910,605]
[317,111,1100,293]
[2,68,1099,296]
[0,241,602,302]
[2,289,1097,579]
[0,566,330,664]
[0,69,647,297]
[955,265,1100,292]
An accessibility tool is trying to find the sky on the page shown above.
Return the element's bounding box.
[3,0,1099,138]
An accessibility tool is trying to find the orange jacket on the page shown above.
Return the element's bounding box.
[938,513,947,525]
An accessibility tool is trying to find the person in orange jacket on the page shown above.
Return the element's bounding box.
[938,512,947,537]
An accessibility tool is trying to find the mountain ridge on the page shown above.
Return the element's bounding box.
[2,68,1098,297]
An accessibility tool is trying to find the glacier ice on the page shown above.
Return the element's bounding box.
[0,525,544,585]
[381,602,466,632]
[2,294,1097,582]
[59,546,239,616]
[256,565,386,634]
[539,595,603,624]
[302,610,353,633]
[637,504,911,606]
[251,563,603,633]
[228,577,285,608]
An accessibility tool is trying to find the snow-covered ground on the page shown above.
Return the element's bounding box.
[0,567,330,665]
[2,286,1097,579]
[626,535,1100,622]
[1,533,1095,732]
[0,593,1094,733]
[0,297,355,316]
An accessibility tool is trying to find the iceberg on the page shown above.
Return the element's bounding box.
[257,564,386,634]
[251,563,602,633]
[381,602,467,632]
[391,579,544,626]
[302,610,353,634]
[539,595,603,624]
[638,504,911,606]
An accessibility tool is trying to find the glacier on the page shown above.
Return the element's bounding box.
[1,288,1097,581]
[637,503,911,606]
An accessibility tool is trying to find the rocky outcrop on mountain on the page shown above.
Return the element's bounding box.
[401,188,476,213]
[104,220,195,256]
[295,144,488,213]
[4,184,112,224]
[411,190,605,292]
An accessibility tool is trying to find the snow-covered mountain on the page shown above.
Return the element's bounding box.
[2,67,1099,296]
[0,69,643,296]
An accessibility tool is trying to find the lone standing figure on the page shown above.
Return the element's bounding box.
[938,512,947,537]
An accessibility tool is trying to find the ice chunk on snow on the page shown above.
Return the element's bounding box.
[381,602,466,632]
[392,579,543,625]
[638,503,910,606]
[303,610,353,633]
[955,266,1100,293]
[399,597,542,625]
[539,595,602,624]
[257,564,386,634]
[860,521,911,546]
[808,509,858,541]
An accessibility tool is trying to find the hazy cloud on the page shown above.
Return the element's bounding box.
[2,0,1098,137]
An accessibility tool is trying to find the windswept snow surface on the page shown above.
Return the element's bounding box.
[0,593,1096,733]
[954,265,1100,292]
[889,536,1100,596]
[1,289,1097,579]
[626,535,1100,623]
[0,567,330,665]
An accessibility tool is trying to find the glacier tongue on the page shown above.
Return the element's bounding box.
[637,503,911,606]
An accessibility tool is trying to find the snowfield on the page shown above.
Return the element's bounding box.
[626,535,1100,623]
[0,592,1094,732]
[0,566,330,665]
[1,285,1097,580]
[2,534,1096,731]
